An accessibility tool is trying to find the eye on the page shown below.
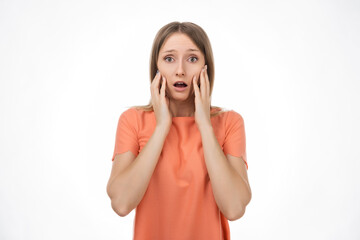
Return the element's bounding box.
[164,56,174,62]
[189,56,198,63]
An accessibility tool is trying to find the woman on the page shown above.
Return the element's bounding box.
[107,21,251,240]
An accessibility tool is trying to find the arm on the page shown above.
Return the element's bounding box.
[107,125,169,216]
[198,124,252,221]
[193,65,251,220]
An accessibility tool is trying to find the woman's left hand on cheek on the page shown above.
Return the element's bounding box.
[193,65,211,128]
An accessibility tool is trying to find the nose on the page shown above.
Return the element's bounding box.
[175,62,185,77]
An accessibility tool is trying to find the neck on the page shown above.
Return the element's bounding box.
[168,97,195,117]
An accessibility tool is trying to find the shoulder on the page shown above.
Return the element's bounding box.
[119,107,138,119]
[120,107,154,125]
[215,107,243,118]
[221,108,245,126]
[228,109,244,120]
[210,107,244,129]
[117,107,140,127]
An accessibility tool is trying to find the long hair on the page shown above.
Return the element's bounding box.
[129,21,225,117]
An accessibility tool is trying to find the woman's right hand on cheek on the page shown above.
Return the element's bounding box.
[151,71,172,130]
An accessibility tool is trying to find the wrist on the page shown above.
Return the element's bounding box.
[198,121,213,133]
[155,124,171,135]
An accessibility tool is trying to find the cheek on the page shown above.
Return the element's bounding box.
[158,68,169,79]
[192,71,201,84]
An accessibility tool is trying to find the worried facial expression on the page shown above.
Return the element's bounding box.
[157,33,206,100]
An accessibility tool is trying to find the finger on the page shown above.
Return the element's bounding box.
[157,74,163,95]
[205,65,210,97]
[193,75,199,100]
[152,71,161,100]
[152,70,160,86]
[200,67,206,100]
[160,76,166,99]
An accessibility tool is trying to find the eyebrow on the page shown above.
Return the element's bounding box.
[161,48,200,54]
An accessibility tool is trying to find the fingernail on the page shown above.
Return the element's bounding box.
[205,65,207,70]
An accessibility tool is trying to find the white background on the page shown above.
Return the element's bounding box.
[1,0,359,239]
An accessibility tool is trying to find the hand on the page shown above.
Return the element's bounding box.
[193,65,211,128]
[150,70,172,130]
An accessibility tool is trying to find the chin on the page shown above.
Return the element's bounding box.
[168,92,190,100]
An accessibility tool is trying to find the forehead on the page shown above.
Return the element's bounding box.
[160,33,200,53]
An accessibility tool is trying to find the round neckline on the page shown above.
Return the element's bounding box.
[147,108,223,121]
[172,116,195,120]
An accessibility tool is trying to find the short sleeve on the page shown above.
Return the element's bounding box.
[111,108,140,161]
[223,110,248,169]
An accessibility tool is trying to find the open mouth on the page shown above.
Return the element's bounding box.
[173,82,188,88]
[173,82,188,92]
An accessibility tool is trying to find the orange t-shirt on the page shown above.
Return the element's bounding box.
[111,107,248,240]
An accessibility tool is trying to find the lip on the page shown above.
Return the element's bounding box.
[173,85,188,92]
